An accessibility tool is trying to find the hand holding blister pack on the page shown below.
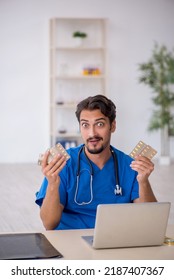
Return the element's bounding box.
[129,140,157,160]
[38,143,70,165]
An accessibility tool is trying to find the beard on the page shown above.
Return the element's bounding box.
[85,136,105,154]
[86,145,104,154]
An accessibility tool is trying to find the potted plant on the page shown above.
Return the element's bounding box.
[138,43,174,164]
[72,31,87,47]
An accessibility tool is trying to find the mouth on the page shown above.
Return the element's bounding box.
[87,137,102,145]
[86,137,104,154]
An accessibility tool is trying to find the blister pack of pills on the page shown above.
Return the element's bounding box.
[129,140,157,160]
[38,143,70,165]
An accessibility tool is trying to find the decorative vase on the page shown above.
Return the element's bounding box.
[73,37,83,47]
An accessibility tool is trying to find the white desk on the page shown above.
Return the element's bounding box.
[44,224,174,260]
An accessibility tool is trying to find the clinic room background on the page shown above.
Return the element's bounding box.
[0,0,174,232]
[1,0,174,163]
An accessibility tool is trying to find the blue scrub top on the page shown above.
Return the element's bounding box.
[35,144,139,230]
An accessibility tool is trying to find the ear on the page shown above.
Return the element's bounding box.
[111,120,116,133]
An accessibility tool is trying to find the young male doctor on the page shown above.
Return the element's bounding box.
[35,95,157,230]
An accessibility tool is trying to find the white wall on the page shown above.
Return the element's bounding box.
[0,0,174,163]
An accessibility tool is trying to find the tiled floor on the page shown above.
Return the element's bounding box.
[0,164,44,232]
[0,160,173,232]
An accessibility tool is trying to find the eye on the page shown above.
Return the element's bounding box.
[96,122,104,127]
[81,123,89,128]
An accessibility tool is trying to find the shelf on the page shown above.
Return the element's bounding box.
[51,103,77,108]
[51,132,81,138]
[52,75,105,80]
[50,47,106,51]
[49,17,107,146]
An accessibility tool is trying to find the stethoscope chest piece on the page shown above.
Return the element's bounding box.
[114,185,122,196]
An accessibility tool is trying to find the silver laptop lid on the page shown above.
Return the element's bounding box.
[93,202,170,249]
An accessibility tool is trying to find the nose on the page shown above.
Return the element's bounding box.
[88,125,96,138]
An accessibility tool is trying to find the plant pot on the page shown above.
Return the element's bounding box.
[73,37,83,47]
[159,127,171,165]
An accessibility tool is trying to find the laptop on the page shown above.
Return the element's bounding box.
[82,202,171,249]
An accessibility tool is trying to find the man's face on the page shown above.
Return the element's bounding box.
[79,109,116,154]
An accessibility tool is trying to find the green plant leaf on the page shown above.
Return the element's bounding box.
[138,43,174,133]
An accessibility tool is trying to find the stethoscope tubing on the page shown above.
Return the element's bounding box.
[74,145,121,205]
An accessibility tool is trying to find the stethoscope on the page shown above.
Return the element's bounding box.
[74,145,122,205]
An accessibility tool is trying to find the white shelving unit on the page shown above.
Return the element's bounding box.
[49,17,108,147]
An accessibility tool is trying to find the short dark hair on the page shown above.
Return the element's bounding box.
[75,95,116,124]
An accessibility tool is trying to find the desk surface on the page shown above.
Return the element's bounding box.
[44,224,174,260]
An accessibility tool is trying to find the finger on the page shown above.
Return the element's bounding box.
[130,161,154,176]
[131,161,149,171]
[45,154,66,177]
[49,154,66,174]
[51,159,66,177]
[132,155,154,169]
[42,151,59,175]
[135,156,154,171]
[134,155,151,164]
[41,150,50,168]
